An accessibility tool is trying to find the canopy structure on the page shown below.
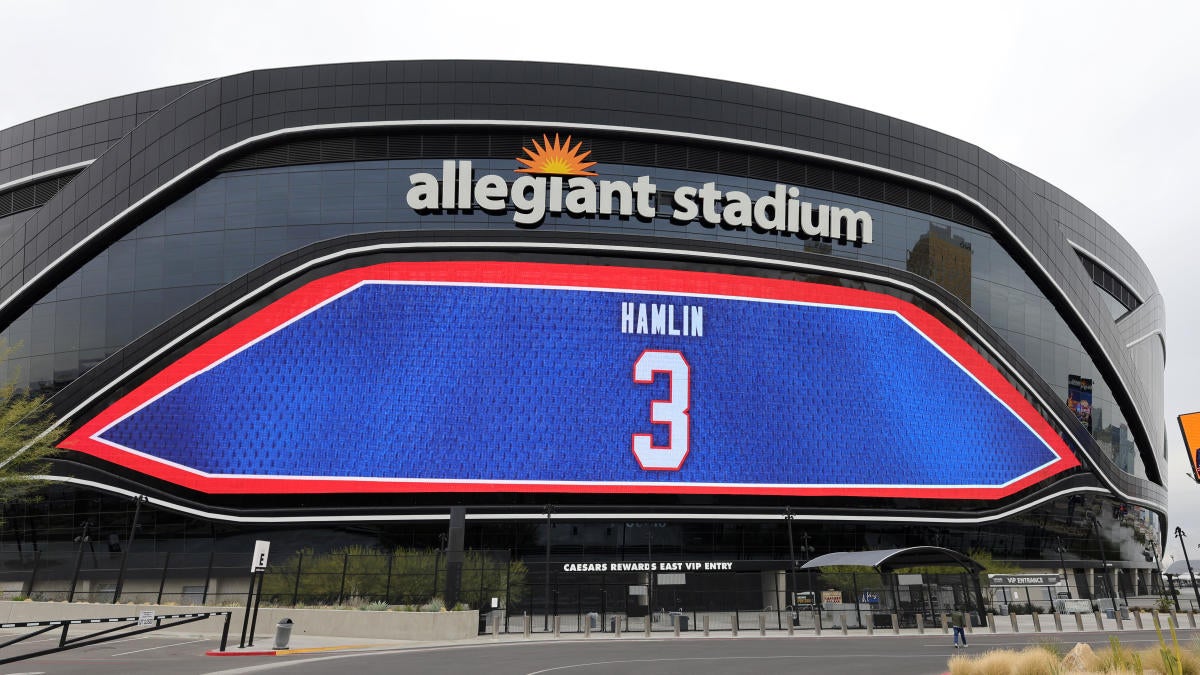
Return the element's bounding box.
[1164,560,1197,577]
[800,546,985,573]
[799,547,987,627]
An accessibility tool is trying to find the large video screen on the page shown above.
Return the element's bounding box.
[62,262,1078,498]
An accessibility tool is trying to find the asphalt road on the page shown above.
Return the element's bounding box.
[4,629,1199,675]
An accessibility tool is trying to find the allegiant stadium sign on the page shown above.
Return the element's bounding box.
[404,134,874,245]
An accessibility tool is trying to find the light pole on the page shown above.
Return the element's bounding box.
[544,505,553,631]
[784,508,798,616]
[1055,537,1071,600]
[1174,527,1200,610]
[1090,515,1117,606]
[112,495,148,603]
[800,531,816,614]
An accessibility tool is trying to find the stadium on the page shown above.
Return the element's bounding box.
[0,61,1168,624]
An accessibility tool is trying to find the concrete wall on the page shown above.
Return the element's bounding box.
[0,601,478,641]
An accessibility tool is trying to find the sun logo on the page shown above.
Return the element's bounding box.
[516,134,597,176]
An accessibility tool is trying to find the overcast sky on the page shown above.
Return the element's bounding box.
[2,1,1198,562]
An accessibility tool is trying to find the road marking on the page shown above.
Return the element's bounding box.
[111,638,208,656]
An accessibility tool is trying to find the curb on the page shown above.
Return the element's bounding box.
[207,644,382,657]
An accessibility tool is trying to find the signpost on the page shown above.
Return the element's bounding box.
[239,540,270,648]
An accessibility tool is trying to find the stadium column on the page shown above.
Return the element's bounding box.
[444,507,466,608]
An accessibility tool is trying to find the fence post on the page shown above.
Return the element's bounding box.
[157,551,171,604]
[291,551,303,607]
[202,550,215,605]
[336,553,349,605]
[383,553,394,604]
[66,547,84,602]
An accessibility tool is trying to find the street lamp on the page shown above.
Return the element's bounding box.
[1174,527,1200,610]
[1089,515,1117,606]
[544,505,553,631]
[784,508,798,614]
[112,495,149,604]
[1055,537,1071,599]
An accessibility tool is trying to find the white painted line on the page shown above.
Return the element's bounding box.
[111,637,208,656]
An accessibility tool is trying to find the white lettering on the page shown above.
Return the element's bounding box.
[403,162,876,244]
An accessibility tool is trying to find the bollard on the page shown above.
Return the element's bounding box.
[1009,611,1019,633]
[492,612,500,638]
[758,613,766,636]
[615,616,623,638]
[673,614,680,637]
[731,613,738,636]
[585,620,591,638]
[1032,611,1041,633]
[703,615,710,637]
[1170,612,1180,630]
[272,618,294,650]
[916,614,924,634]
[1189,611,1196,628]
[1094,610,1105,631]
[1053,612,1062,632]
[1133,610,1143,630]
[554,615,561,638]
[644,615,651,637]
[524,618,531,639]
[891,613,899,635]
[787,617,794,636]
[966,614,973,634]
[814,612,821,636]
[1115,610,1124,631]
[1074,612,1084,631]
[840,615,847,636]
[989,614,996,633]
[940,612,949,634]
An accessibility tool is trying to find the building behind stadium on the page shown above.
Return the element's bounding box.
[0,61,1168,621]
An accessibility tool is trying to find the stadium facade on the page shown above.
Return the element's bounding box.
[0,61,1167,613]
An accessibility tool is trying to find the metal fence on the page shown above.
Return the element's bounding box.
[1,548,1181,637]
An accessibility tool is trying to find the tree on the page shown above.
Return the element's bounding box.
[0,371,65,521]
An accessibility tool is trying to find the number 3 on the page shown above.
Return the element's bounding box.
[632,350,690,471]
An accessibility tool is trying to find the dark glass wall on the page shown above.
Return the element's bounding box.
[0,157,1150,481]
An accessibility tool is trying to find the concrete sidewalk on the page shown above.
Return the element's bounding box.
[205,608,1200,657]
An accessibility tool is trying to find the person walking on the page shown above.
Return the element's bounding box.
[951,607,968,648]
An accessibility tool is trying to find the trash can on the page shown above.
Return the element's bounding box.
[588,612,599,630]
[273,618,294,650]
[669,612,688,631]
[609,616,616,633]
